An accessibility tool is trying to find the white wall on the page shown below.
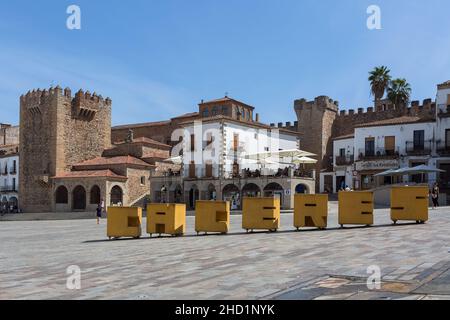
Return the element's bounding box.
[333,138,354,166]
[0,154,19,201]
[354,122,435,158]
[182,120,298,178]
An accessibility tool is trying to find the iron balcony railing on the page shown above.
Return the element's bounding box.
[405,141,432,155]
[357,148,400,161]
[335,155,354,166]
[0,185,18,193]
[437,142,450,156]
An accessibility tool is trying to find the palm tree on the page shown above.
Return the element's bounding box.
[387,78,412,109]
[368,66,392,107]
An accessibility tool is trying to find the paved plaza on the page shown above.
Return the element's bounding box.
[1,202,450,300]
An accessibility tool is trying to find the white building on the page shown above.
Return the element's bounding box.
[323,81,450,203]
[0,144,19,212]
[150,96,316,210]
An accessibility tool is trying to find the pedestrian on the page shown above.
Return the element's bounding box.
[431,183,440,209]
[96,203,102,225]
[100,198,105,214]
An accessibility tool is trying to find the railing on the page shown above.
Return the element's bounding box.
[0,185,18,192]
[405,141,432,155]
[335,155,354,166]
[357,148,400,161]
[436,142,450,156]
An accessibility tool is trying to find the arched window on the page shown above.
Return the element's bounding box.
[72,186,86,210]
[90,185,101,205]
[110,186,123,205]
[55,186,69,204]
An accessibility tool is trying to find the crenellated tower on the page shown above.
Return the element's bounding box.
[19,86,112,212]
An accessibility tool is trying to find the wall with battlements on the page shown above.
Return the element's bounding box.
[19,86,112,212]
[293,94,437,192]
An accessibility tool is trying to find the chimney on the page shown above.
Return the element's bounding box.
[255,113,260,122]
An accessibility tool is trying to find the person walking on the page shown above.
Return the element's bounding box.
[96,203,102,225]
[431,183,440,209]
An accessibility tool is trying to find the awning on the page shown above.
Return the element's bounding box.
[375,165,445,177]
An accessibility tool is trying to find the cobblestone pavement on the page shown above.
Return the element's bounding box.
[1,202,450,300]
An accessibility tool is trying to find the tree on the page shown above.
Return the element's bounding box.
[369,66,392,106]
[387,78,412,109]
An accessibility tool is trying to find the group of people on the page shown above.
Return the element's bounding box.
[0,203,19,216]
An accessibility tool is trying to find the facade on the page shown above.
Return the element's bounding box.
[321,81,450,203]
[0,144,19,212]
[18,87,172,213]
[296,82,442,193]
[150,106,315,210]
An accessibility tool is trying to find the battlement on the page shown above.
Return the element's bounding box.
[269,121,299,131]
[20,86,112,118]
[20,86,111,106]
[294,96,339,113]
[336,98,435,118]
[331,98,436,138]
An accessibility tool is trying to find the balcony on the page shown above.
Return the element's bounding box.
[405,141,432,156]
[0,185,18,193]
[357,148,400,161]
[437,142,450,156]
[335,155,354,166]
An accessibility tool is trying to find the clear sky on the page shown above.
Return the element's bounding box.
[1,0,449,126]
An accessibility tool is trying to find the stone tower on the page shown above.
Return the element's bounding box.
[294,96,339,192]
[19,86,112,212]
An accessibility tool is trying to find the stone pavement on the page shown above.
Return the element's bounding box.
[1,202,450,300]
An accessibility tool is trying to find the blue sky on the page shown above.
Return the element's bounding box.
[1,0,449,126]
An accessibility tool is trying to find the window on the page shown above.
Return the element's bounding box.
[446,129,450,148]
[202,109,209,117]
[339,148,346,157]
[140,176,146,185]
[12,160,17,174]
[189,161,196,178]
[233,134,239,151]
[222,106,229,115]
[413,130,425,150]
[55,186,69,204]
[12,178,16,191]
[90,185,101,205]
[212,106,218,116]
[205,163,213,178]
[365,138,375,156]
[385,136,395,155]
[190,134,195,152]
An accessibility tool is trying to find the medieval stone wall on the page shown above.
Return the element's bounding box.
[19,86,112,212]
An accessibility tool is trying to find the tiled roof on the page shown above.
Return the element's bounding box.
[112,120,171,130]
[333,133,355,140]
[170,112,199,120]
[180,115,299,135]
[114,137,171,148]
[53,170,127,180]
[200,96,255,109]
[73,156,153,168]
[355,116,435,128]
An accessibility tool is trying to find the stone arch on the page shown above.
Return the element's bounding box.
[110,185,123,206]
[295,183,309,194]
[188,184,199,209]
[90,185,101,205]
[263,182,284,201]
[242,183,261,198]
[72,185,86,210]
[222,184,240,210]
[55,186,69,204]
[206,183,216,200]
[172,184,183,203]
[9,196,18,207]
